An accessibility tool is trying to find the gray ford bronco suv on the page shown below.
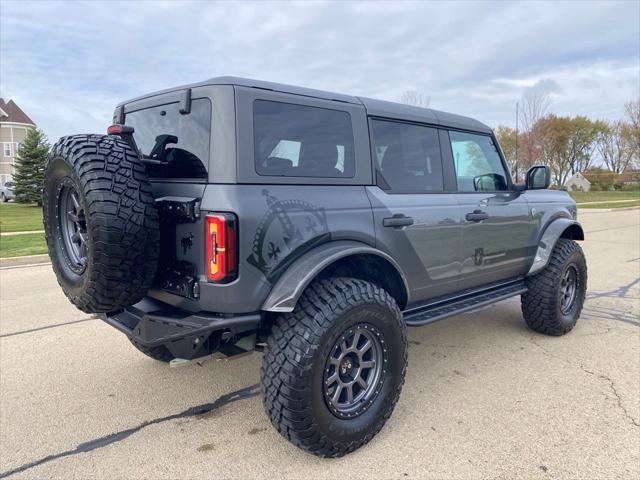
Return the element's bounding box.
[43,77,587,457]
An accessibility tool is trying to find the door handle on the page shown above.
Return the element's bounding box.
[465,210,489,222]
[383,214,414,228]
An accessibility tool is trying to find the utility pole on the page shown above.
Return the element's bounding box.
[515,102,519,182]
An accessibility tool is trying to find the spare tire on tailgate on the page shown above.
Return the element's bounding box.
[43,134,160,313]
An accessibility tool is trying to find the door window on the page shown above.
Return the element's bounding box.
[449,131,508,192]
[370,119,444,193]
[253,100,355,178]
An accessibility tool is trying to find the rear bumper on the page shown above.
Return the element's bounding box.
[101,297,261,359]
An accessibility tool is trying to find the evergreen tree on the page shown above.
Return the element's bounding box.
[13,127,49,205]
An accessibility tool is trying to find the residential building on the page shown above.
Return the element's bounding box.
[0,98,36,187]
[565,172,591,192]
[619,170,640,186]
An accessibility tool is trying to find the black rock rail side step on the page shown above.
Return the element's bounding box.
[403,279,527,327]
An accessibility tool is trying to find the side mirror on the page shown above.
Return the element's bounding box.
[526,165,551,190]
[473,173,508,191]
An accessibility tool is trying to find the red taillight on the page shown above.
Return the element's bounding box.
[107,124,134,135]
[205,213,237,283]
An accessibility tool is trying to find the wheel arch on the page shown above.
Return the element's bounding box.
[527,218,584,276]
[261,240,409,313]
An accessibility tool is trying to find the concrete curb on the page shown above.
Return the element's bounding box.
[576,199,640,206]
[579,206,640,213]
[0,254,51,268]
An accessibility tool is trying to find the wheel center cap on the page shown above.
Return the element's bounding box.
[340,358,353,376]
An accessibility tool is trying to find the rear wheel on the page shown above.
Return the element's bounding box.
[522,238,587,335]
[1,193,6,202]
[261,277,407,457]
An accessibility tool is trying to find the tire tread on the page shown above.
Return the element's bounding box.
[521,238,587,336]
[43,134,159,313]
[260,277,407,458]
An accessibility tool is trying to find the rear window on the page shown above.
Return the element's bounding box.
[125,98,211,179]
[253,100,355,178]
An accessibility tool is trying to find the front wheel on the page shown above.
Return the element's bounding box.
[522,238,587,335]
[1,193,6,203]
[261,277,407,457]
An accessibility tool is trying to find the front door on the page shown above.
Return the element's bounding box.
[367,119,463,305]
[447,130,534,290]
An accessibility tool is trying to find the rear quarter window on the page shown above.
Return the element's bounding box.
[253,100,355,178]
[125,98,212,179]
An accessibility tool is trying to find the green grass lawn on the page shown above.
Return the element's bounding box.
[569,191,640,204]
[0,233,47,258]
[0,203,44,232]
[578,199,640,209]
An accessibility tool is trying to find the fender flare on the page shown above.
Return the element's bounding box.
[527,218,584,276]
[261,240,409,313]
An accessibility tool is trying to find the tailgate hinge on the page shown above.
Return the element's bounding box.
[155,196,201,223]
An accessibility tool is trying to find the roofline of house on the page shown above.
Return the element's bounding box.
[0,121,35,128]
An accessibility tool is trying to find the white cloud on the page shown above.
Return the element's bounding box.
[1,0,638,140]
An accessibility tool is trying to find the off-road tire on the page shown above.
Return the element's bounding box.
[128,338,175,362]
[261,277,407,457]
[43,134,160,313]
[522,238,587,335]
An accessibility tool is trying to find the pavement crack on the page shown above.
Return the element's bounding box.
[529,336,639,428]
[0,384,260,479]
[0,317,98,338]
[592,373,640,428]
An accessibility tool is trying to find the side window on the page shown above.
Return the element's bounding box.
[253,100,355,178]
[449,131,508,192]
[125,98,212,179]
[370,119,444,193]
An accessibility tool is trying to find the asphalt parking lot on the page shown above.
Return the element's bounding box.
[1,208,638,479]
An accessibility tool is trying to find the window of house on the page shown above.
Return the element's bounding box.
[370,119,444,193]
[125,98,211,179]
[3,143,12,157]
[253,100,355,178]
[449,131,509,192]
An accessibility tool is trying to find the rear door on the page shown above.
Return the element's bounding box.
[123,90,215,305]
[367,119,463,305]
[446,130,534,290]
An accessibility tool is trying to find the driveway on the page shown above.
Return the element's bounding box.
[1,208,638,479]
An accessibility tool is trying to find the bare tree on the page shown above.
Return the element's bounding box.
[519,85,553,173]
[519,87,552,133]
[625,98,640,130]
[596,120,635,174]
[400,90,430,108]
[624,99,640,167]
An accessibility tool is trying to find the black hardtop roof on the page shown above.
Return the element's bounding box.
[119,76,492,134]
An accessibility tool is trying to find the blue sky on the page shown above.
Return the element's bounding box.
[1,0,638,141]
